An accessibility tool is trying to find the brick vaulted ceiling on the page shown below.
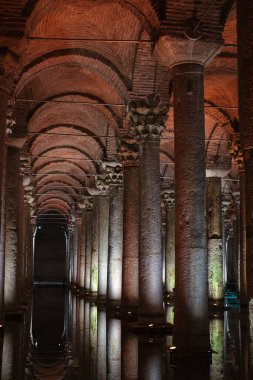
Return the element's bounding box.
[0,0,237,222]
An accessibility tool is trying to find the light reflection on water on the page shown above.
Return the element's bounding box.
[0,288,251,379]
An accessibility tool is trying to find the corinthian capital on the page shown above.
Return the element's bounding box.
[161,183,175,208]
[127,93,169,141]
[118,135,139,166]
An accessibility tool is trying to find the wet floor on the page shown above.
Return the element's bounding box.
[0,287,252,379]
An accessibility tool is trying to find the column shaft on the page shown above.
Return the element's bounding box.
[237,0,253,299]
[121,164,139,307]
[4,147,21,312]
[207,177,223,301]
[164,203,175,294]
[97,195,109,299]
[173,63,209,352]
[91,198,99,294]
[78,211,86,289]
[0,89,8,322]
[85,209,92,292]
[239,169,247,304]
[138,138,164,321]
[108,186,123,301]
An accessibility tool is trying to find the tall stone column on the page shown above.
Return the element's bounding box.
[77,210,86,289]
[230,135,247,304]
[206,176,223,302]
[4,146,22,312]
[68,223,75,285]
[0,87,8,324]
[237,0,253,300]
[161,185,175,295]
[106,163,123,302]
[128,95,168,324]
[155,36,221,353]
[84,198,93,293]
[119,137,139,309]
[95,177,109,300]
[90,197,99,295]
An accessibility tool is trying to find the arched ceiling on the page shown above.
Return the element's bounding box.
[0,0,237,222]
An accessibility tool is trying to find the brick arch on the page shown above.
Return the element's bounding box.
[24,0,158,37]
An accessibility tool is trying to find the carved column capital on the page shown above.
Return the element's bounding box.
[77,196,93,211]
[102,162,123,188]
[161,184,175,208]
[95,175,110,195]
[127,94,169,141]
[155,35,222,68]
[118,136,139,166]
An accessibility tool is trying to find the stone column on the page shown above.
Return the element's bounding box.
[128,94,168,324]
[230,135,247,304]
[206,176,223,303]
[4,146,22,312]
[118,137,139,309]
[84,198,93,293]
[237,0,253,300]
[68,224,74,285]
[106,163,123,303]
[97,306,107,380]
[77,210,86,289]
[161,185,175,295]
[74,213,82,287]
[90,197,99,295]
[95,177,109,300]
[239,168,247,304]
[0,87,8,323]
[155,36,221,353]
[72,217,80,287]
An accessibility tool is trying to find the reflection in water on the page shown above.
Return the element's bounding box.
[1,288,253,379]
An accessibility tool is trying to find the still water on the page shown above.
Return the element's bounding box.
[0,287,251,379]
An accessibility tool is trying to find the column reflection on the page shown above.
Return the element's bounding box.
[1,289,251,379]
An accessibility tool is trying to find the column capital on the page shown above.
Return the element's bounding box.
[118,135,139,166]
[102,161,123,188]
[127,94,169,141]
[77,196,93,211]
[95,175,110,195]
[155,35,222,69]
[161,184,175,208]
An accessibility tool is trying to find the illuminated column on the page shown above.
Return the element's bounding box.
[96,177,109,300]
[68,224,74,285]
[161,185,175,295]
[77,209,86,289]
[229,135,247,303]
[118,137,139,309]
[106,163,123,302]
[237,0,253,300]
[4,146,22,312]
[206,176,224,302]
[90,197,99,295]
[74,212,81,285]
[84,198,93,293]
[155,36,221,353]
[128,95,168,323]
[107,318,121,380]
[97,307,107,380]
